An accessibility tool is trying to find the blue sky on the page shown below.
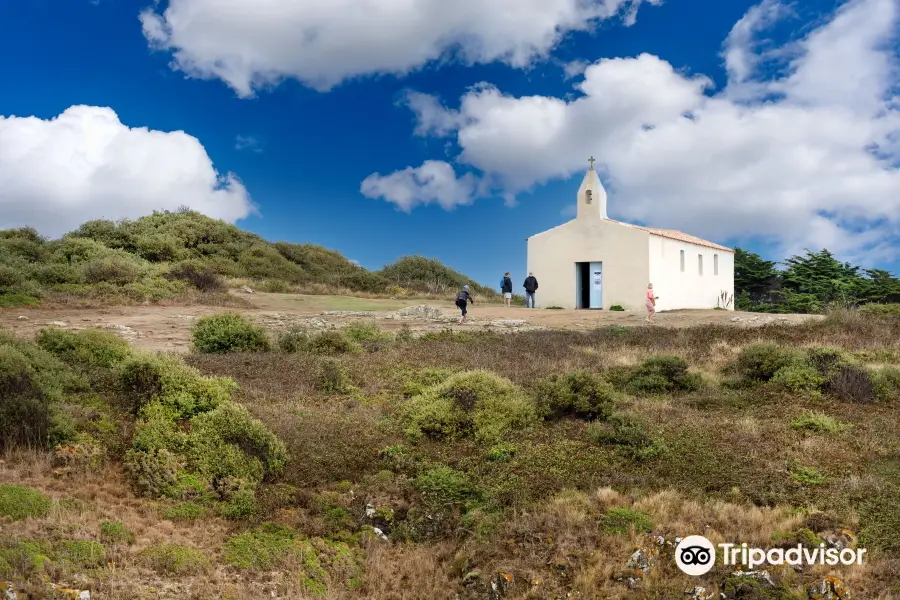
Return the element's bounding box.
[0,0,898,287]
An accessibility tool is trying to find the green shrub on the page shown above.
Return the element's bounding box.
[314,358,350,393]
[401,367,454,398]
[626,355,702,394]
[259,279,292,293]
[791,465,826,486]
[82,254,145,284]
[609,304,625,311]
[192,313,271,353]
[401,370,537,444]
[771,364,824,394]
[395,324,414,343]
[0,292,41,307]
[414,466,479,509]
[0,485,52,520]
[858,303,900,317]
[871,367,900,402]
[30,263,84,285]
[603,508,653,534]
[806,347,853,376]
[487,442,516,463]
[161,501,210,521]
[791,412,850,434]
[0,346,50,450]
[164,261,224,292]
[55,539,107,569]
[309,330,361,355]
[139,543,209,575]
[99,520,134,544]
[343,321,383,343]
[278,327,310,353]
[36,327,131,369]
[118,352,236,418]
[588,415,665,461]
[187,402,288,485]
[534,371,619,420]
[223,523,301,570]
[732,344,805,384]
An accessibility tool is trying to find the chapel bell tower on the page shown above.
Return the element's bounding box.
[576,156,608,220]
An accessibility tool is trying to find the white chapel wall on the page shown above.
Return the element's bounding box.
[527,218,650,310]
[647,236,735,310]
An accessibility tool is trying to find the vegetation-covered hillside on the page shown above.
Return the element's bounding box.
[1,312,899,598]
[0,209,499,307]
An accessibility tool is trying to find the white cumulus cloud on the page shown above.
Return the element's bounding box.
[368,0,900,264]
[140,0,662,96]
[360,160,480,212]
[0,105,254,238]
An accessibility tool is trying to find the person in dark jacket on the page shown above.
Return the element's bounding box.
[501,272,513,307]
[523,272,538,308]
[456,285,474,324]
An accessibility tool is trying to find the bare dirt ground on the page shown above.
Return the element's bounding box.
[0,291,823,352]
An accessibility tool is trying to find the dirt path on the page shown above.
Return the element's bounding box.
[0,291,823,353]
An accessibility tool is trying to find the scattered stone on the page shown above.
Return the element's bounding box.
[240,285,253,294]
[686,587,714,600]
[393,305,444,320]
[807,577,851,600]
[2,582,18,600]
[371,527,389,542]
[48,584,90,600]
[822,529,856,551]
[729,570,775,587]
[322,310,377,317]
[47,321,68,327]
[730,317,742,322]
[365,503,376,518]
[16,316,28,321]
[489,319,528,327]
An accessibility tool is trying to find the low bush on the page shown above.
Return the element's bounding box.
[343,321,384,343]
[314,358,351,393]
[401,367,454,398]
[0,346,51,450]
[99,520,134,544]
[823,364,875,402]
[873,367,900,401]
[414,466,479,510]
[770,364,825,394]
[731,343,806,384]
[223,523,303,571]
[308,330,361,355]
[82,254,145,284]
[118,352,236,418]
[790,412,849,434]
[192,313,272,354]
[36,327,131,369]
[534,371,619,420]
[55,540,106,569]
[603,508,653,535]
[278,327,310,353]
[139,543,209,575]
[609,304,625,311]
[625,356,702,394]
[164,261,224,292]
[0,485,52,521]
[588,415,665,461]
[858,303,900,317]
[401,370,537,444]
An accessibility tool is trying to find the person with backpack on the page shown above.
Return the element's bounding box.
[456,285,474,324]
[523,272,539,308]
[500,272,513,307]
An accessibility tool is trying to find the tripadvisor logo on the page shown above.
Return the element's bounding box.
[674,535,867,576]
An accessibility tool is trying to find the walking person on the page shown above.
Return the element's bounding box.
[523,272,539,308]
[456,285,474,324]
[646,283,658,323]
[501,272,513,308]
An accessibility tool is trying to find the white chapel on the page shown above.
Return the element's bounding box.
[525,158,735,311]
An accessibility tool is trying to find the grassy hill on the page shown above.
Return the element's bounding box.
[0,209,500,307]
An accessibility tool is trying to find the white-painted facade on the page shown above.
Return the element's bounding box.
[526,162,735,311]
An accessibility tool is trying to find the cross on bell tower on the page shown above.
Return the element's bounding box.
[576,155,608,220]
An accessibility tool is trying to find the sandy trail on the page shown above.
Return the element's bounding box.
[0,292,822,352]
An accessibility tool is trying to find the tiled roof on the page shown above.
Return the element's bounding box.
[606,219,734,252]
